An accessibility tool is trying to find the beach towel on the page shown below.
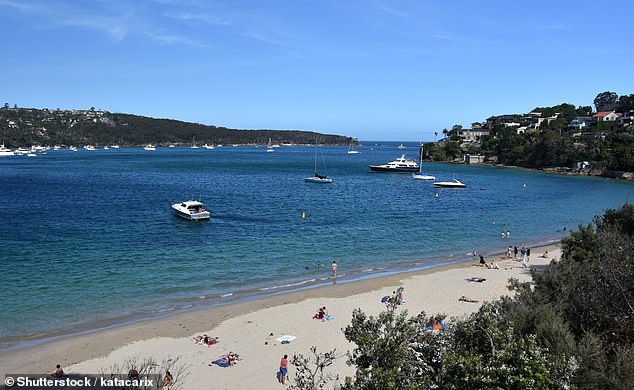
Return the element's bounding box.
[381,296,389,303]
[424,321,446,331]
[211,358,230,368]
[276,335,296,343]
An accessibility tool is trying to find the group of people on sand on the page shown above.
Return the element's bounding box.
[194,334,219,345]
[477,254,499,269]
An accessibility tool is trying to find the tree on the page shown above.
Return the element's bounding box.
[594,91,618,112]
[617,94,634,112]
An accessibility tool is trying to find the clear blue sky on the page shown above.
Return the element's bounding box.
[1,0,632,141]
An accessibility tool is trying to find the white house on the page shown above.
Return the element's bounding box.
[592,111,620,122]
[457,129,490,142]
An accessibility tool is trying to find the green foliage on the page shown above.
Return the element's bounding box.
[336,205,634,390]
[0,108,352,147]
[289,347,340,390]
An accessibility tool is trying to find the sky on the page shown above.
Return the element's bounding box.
[1,0,633,141]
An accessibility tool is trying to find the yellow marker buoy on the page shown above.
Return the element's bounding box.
[523,183,526,188]
[302,212,305,219]
[435,192,439,199]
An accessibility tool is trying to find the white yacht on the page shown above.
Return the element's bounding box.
[433,179,466,188]
[143,144,156,151]
[398,143,406,149]
[171,200,210,221]
[369,155,419,173]
[84,145,96,151]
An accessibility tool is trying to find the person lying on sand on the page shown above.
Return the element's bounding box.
[541,251,549,258]
[228,352,240,367]
[459,296,479,303]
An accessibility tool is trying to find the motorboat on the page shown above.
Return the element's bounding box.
[433,179,466,188]
[84,145,96,151]
[369,155,419,173]
[0,143,14,156]
[172,200,210,221]
[398,143,406,149]
[143,144,156,151]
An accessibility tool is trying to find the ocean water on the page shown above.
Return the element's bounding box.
[1,142,633,349]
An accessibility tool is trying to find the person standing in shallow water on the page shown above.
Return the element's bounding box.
[331,261,337,277]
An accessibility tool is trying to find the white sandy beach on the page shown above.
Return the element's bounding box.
[0,245,558,389]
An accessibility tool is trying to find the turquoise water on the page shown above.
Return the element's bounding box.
[1,142,633,349]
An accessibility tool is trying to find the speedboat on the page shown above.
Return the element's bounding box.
[369,155,419,173]
[143,144,156,151]
[172,200,210,221]
[398,143,406,149]
[433,179,466,188]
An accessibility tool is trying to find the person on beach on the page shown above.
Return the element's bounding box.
[161,371,173,388]
[52,364,64,378]
[479,254,486,266]
[526,247,531,261]
[313,307,325,319]
[331,261,337,277]
[541,250,549,258]
[514,245,518,259]
[507,246,512,258]
[520,246,526,261]
[279,354,288,384]
[228,352,239,367]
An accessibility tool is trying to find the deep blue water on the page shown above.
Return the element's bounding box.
[1,142,633,349]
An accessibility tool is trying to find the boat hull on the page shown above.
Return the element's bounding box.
[305,177,333,183]
[433,182,466,188]
[413,173,436,180]
[369,165,419,173]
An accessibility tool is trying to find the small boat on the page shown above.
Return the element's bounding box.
[266,138,275,152]
[0,143,14,156]
[305,140,333,183]
[433,179,466,188]
[191,137,199,149]
[398,143,406,149]
[171,200,210,221]
[203,144,215,149]
[369,155,419,173]
[347,139,360,154]
[84,145,96,151]
[412,145,435,180]
[69,146,77,152]
[143,144,156,151]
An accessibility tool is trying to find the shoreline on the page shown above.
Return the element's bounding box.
[0,235,559,354]
[0,241,560,378]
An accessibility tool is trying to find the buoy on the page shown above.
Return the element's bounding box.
[435,192,439,199]
[523,183,526,188]
[301,212,305,219]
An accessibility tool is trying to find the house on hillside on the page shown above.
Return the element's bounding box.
[457,129,490,142]
[592,111,621,122]
[616,111,634,129]
[569,116,593,130]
